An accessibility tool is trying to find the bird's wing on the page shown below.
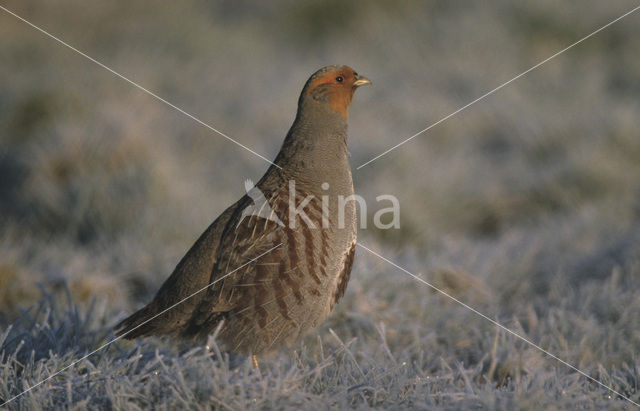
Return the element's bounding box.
[114,201,238,338]
[186,188,289,333]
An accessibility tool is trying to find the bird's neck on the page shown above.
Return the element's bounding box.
[274,101,350,176]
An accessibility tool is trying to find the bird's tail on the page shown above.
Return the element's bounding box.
[114,304,159,339]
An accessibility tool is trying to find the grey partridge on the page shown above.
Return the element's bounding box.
[115,65,370,359]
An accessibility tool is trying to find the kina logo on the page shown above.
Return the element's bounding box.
[237,179,284,228]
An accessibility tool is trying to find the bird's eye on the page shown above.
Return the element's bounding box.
[336,76,343,83]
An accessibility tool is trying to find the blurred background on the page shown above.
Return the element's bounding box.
[1,0,639,393]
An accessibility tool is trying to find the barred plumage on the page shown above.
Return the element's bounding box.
[115,66,370,357]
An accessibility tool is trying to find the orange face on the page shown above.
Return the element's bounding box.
[305,66,370,116]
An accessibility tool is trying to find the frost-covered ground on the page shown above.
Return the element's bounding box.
[1,1,640,409]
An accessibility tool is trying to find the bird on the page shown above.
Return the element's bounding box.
[115,65,370,367]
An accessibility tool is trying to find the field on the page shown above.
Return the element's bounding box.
[1,1,640,409]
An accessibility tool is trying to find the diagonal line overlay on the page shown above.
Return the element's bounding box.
[0,5,281,169]
[2,1,639,408]
[356,242,640,407]
[0,243,283,407]
[356,4,640,169]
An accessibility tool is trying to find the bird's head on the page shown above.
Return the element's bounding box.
[300,65,371,117]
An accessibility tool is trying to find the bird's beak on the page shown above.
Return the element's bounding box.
[353,75,371,87]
